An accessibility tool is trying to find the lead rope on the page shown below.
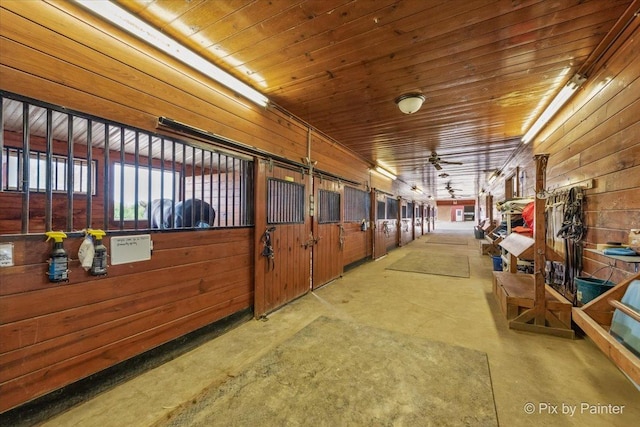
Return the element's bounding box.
[557,186,585,304]
[261,226,276,271]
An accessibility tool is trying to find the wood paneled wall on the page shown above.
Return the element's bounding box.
[0,228,253,412]
[487,24,640,284]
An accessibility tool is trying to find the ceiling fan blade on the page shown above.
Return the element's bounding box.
[433,163,442,170]
[440,160,464,165]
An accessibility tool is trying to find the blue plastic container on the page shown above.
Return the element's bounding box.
[492,255,503,271]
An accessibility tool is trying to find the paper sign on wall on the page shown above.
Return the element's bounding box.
[110,235,152,265]
[0,243,14,267]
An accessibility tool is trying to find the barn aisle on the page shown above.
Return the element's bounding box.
[26,222,640,426]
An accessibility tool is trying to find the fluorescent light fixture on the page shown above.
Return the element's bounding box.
[73,0,269,107]
[373,166,397,180]
[521,73,586,144]
[488,170,500,184]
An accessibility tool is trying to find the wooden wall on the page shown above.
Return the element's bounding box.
[0,228,253,412]
[485,24,640,284]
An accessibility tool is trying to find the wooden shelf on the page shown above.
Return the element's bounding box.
[585,249,640,272]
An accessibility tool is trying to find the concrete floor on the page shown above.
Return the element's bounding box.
[41,222,639,426]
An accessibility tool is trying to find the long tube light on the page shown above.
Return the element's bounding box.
[521,73,586,144]
[73,0,269,107]
[487,170,500,184]
[373,166,397,180]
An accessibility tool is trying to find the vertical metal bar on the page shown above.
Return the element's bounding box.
[239,159,244,226]
[86,119,93,229]
[225,155,229,227]
[21,103,30,234]
[217,153,221,227]
[119,127,125,229]
[208,151,214,226]
[231,158,236,226]
[199,148,205,225]
[191,145,196,227]
[160,137,165,228]
[133,131,140,229]
[148,134,152,228]
[45,109,53,230]
[0,96,4,191]
[171,140,176,228]
[180,144,186,228]
[66,115,74,231]
[103,124,110,230]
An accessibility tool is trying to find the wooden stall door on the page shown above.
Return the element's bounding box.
[254,162,311,317]
[312,176,343,289]
[372,191,388,259]
[414,204,422,238]
[399,199,411,246]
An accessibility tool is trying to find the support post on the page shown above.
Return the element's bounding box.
[509,153,574,338]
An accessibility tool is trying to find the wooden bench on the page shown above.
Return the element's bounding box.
[492,272,572,327]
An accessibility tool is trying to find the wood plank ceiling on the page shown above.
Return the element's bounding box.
[112,0,633,199]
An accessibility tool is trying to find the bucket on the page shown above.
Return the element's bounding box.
[492,255,503,271]
[474,226,485,239]
[575,276,615,305]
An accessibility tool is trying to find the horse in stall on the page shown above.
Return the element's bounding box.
[147,199,216,229]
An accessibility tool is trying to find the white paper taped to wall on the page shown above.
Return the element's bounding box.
[110,234,152,265]
[0,243,14,267]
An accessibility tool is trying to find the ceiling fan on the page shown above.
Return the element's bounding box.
[428,151,463,170]
[444,181,462,192]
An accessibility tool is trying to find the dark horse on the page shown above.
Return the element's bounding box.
[148,199,215,229]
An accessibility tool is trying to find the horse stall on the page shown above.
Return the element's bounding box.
[0,94,255,412]
[0,92,381,412]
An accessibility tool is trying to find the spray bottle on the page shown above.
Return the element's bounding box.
[45,231,69,283]
[87,229,108,276]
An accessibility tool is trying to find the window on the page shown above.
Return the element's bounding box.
[2,147,96,194]
[376,200,386,220]
[113,164,175,221]
[267,178,304,224]
[344,186,369,222]
[318,190,340,224]
[386,197,398,220]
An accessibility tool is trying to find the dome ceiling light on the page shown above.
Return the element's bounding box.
[395,93,426,114]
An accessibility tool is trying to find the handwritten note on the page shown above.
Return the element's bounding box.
[110,235,152,265]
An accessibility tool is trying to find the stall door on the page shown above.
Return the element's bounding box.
[414,204,422,237]
[312,177,343,289]
[399,199,412,246]
[254,161,311,317]
[372,191,388,259]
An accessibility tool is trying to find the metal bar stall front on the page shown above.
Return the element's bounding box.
[45,109,53,231]
[86,120,93,229]
[21,103,29,234]
[103,124,110,231]
[66,115,74,231]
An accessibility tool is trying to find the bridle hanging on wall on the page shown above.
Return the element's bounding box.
[261,226,276,271]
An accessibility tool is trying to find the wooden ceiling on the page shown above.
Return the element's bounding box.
[113,0,633,199]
